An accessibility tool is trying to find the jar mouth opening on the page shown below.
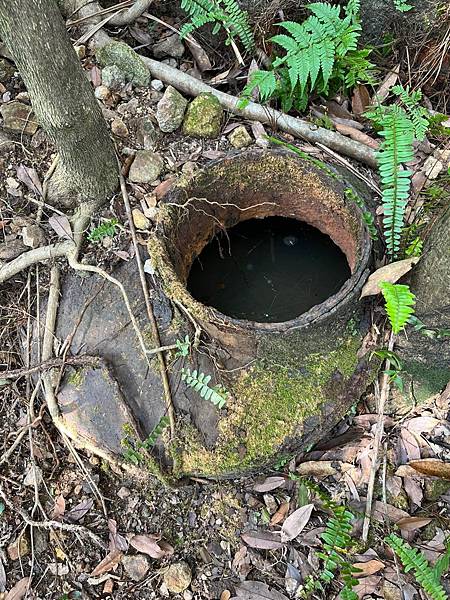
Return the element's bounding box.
[151,149,372,332]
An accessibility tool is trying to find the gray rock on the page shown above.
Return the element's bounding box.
[0,101,38,135]
[153,34,185,59]
[96,41,150,87]
[101,64,127,91]
[122,554,150,582]
[151,79,164,91]
[94,85,111,102]
[156,86,188,133]
[22,224,46,249]
[182,93,223,139]
[129,150,164,184]
[134,117,160,150]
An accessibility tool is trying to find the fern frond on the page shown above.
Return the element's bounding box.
[380,282,416,334]
[240,69,277,103]
[88,218,119,242]
[393,0,413,12]
[386,534,448,600]
[142,416,170,449]
[392,84,430,141]
[181,367,227,408]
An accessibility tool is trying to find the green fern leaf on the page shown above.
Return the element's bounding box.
[181,367,227,409]
[380,282,415,334]
[387,534,448,600]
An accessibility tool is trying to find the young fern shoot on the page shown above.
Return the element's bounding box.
[380,282,415,334]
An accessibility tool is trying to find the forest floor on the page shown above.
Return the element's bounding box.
[1,3,450,599]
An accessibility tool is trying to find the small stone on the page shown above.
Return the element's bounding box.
[163,562,192,594]
[382,581,402,600]
[0,58,15,81]
[229,125,253,149]
[102,65,126,91]
[122,554,150,582]
[75,45,86,59]
[0,238,27,261]
[94,85,111,102]
[182,93,223,139]
[96,41,150,87]
[151,79,164,91]
[135,118,160,150]
[22,224,46,249]
[156,86,188,133]
[0,101,38,135]
[161,58,178,68]
[118,486,130,499]
[132,208,150,230]
[153,34,185,59]
[111,117,129,138]
[117,98,139,116]
[7,536,29,561]
[15,92,30,103]
[129,150,164,184]
[181,161,197,176]
[423,155,444,180]
[183,591,193,600]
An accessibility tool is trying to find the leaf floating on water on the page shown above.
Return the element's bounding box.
[280,503,314,542]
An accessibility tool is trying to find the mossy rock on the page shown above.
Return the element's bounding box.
[182,93,223,138]
[96,41,149,87]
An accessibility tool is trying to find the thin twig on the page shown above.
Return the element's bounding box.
[0,355,101,381]
[362,330,395,542]
[117,156,176,437]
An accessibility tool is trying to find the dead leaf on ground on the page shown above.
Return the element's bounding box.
[16,164,42,196]
[406,416,442,435]
[108,519,128,552]
[353,559,385,577]
[48,214,73,240]
[129,533,174,559]
[409,459,450,480]
[403,475,423,508]
[253,476,286,493]
[51,494,66,520]
[353,414,395,429]
[371,64,400,104]
[334,123,379,149]
[400,428,422,462]
[231,580,288,600]
[232,546,252,578]
[90,549,122,577]
[281,504,314,542]
[297,460,352,478]
[352,84,371,116]
[5,577,30,600]
[352,574,382,599]
[241,530,283,550]
[65,498,93,522]
[270,501,290,526]
[360,258,419,298]
[396,516,432,531]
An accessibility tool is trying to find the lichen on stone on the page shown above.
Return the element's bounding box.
[182,93,224,139]
[96,41,149,87]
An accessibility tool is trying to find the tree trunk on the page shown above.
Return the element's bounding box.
[0,0,117,208]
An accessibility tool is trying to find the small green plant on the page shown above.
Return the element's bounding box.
[405,236,423,257]
[240,1,375,112]
[121,417,169,465]
[386,533,449,600]
[88,218,119,242]
[298,481,359,599]
[409,316,450,339]
[181,367,228,408]
[180,0,254,53]
[345,188,378,240]
[175,335,191,358]
[373,348,405,390]
[393,0,412,12]
[380,282,416,334]
[367,85,430,257]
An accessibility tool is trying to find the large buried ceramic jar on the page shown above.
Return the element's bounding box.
[149,148,374,476]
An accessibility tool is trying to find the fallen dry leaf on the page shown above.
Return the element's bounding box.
[353,559,385,577]
[371,64,400,104]
[334,123,379,149]
[270,501,290,526]
[232,580,288,600]
[352,84,371,116]
[241,530,283,550]
[406,416,442,435]
[360,258,419,298]
[400,428,421,462]
[90,549,122,577]
[297,460,352,477]
[403,475,423,508]
[253,476,286,493]
[396,516,432,532]
[129,534,174,559]
[16,164,42,196]
[281,504,314,542]
[65,498,93,522]
[353,414,395,429]
[352,574,382,599]
[51,494,66,520]
[409,459,450,480]
[48,214,73,240]
[232,546,252,578]
[5,577,30,600]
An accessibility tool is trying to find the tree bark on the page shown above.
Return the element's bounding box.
[0,0,118,208]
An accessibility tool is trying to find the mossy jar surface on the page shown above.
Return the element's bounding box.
[149,148,374,477]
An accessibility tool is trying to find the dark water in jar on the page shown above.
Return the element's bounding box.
[187,217,351,323]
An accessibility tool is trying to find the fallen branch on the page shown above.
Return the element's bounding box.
[0,355,101,381]
[140,56,377,168]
